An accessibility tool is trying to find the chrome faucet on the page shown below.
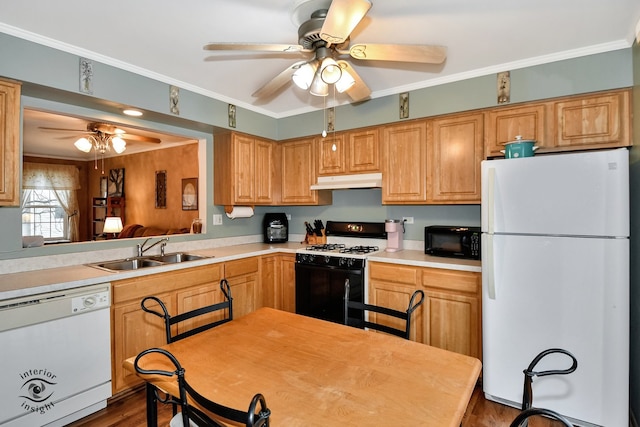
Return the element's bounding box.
[137,237,169,257]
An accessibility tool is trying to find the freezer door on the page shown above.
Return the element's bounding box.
[482,233,628,426]
[481,148,629,237]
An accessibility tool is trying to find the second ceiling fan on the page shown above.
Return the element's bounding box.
[204,0,446,102]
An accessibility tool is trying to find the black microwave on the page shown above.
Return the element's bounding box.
[424,226,481,260]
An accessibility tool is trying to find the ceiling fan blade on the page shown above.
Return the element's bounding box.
[39,127,89,133]
[204,42,310,53]
[344,44,447,64]
[337,61,370,102]
[252,61,307,98]
[321,0,372,45]
[120,134,162,144]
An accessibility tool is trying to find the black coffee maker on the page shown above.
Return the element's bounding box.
[263,213,288,243]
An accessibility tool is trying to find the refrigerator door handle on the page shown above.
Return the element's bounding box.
[487,167,495,234]
[485,234,496,299]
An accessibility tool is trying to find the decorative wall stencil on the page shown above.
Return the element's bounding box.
[108,168,125,197]
[399,92,409,119]
[228,104,236,128]
[155,170,167,209]
[182,178,198,210]
[80,58,93,94]
[327,107,335,132]
[170,85,180,115]
[497,71,511,104]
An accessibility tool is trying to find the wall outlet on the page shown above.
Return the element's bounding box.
[213,214,223,225]
[402,216,414,224]
[286,213,291,220]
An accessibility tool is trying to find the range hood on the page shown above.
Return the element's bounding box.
[310,173,382,190]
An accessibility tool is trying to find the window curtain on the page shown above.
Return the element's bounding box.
[23,162,82,242]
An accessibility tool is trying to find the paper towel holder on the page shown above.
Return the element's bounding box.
[224,205,254,214]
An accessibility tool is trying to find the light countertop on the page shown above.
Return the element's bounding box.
[0,242,480,301]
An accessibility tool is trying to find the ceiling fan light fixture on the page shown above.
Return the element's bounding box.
[319,57,342,84]
[335,69,355,93]
[111,136,127,154]
[292,61,318,89]
[74,137,93,153]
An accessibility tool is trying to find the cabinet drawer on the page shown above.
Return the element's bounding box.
[225,256,259,278]
[421,268,479,294]
[113,264,224,304]
[369,262,418,285]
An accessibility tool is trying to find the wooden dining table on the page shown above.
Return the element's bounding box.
[124,307,481,426]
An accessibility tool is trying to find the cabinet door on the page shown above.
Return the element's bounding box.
[281,138,332,205]
[232,133,256,204]
[484,103,549,157]
[318,134,346,175]
[259,255,277,309]
[348,128,380,173]
[428,113,483,203]
[226,257,259,318]
[0,79,20,206]
[280,253,296,313]
[255,138,275,204]
[112,293,175,393]
[176,284,227,336]
[553,90,630,149]
[382,121,428,203]
[421,268,481,359]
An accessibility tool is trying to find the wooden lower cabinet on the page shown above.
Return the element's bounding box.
[259,253,296,313]
[368,262,481,360]
[111,264,224,394]
[225,257,259,319]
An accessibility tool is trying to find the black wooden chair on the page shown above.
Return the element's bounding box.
[141,279,233,344]
[134,347,271,427]
[343,278,424,339]
[512,348,578,427]
[510,407,573,427]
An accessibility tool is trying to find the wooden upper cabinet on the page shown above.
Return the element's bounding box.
[318,133,346,175]
[214,132,277,206]
[0,79,20,206]
[552,89,630,149]
[317,128,380,176]
[428,113,483,203]
[280,137,332,205]
[348,128,380,173]
[484,103,549,157]
[381,121,428,204]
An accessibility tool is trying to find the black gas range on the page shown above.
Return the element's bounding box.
[295,221,386,324]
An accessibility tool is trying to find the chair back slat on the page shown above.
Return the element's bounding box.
[343,279,424,340]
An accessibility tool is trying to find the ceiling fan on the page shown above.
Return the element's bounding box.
[203,0,446,102]
[40,122,162,154]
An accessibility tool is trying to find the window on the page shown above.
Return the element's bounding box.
[22,189,68,241]
[22,162,81,243]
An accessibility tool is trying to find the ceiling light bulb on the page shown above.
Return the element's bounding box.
[319,57,342,84]
[292,61,318,90]
[111,136,127,154]
[74,137,93,153]
[335,69,356,93]
[309,74,329,97]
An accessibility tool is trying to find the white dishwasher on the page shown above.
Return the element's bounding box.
[0,283,112,427]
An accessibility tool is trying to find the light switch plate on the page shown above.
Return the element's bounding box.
[213,214,223,225]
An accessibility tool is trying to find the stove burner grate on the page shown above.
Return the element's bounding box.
[340,245,380,254]
[305,243,346,252]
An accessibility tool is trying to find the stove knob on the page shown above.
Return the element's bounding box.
[347,258,355,267]
[338,258,346,267]
[324,256,331,264]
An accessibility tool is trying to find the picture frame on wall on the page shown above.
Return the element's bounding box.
[155,170,167,209]
[182,178,198,210]
[100,176,107,198]
[108,168,125,197]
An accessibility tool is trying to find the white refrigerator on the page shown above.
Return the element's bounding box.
[481,148,629,426]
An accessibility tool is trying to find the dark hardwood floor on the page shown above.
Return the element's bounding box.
[67,385,565,427]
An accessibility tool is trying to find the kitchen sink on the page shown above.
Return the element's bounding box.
[147,252,207,263]
[89,253,210,272]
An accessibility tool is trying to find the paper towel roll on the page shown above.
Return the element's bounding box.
[225,206,254,219]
